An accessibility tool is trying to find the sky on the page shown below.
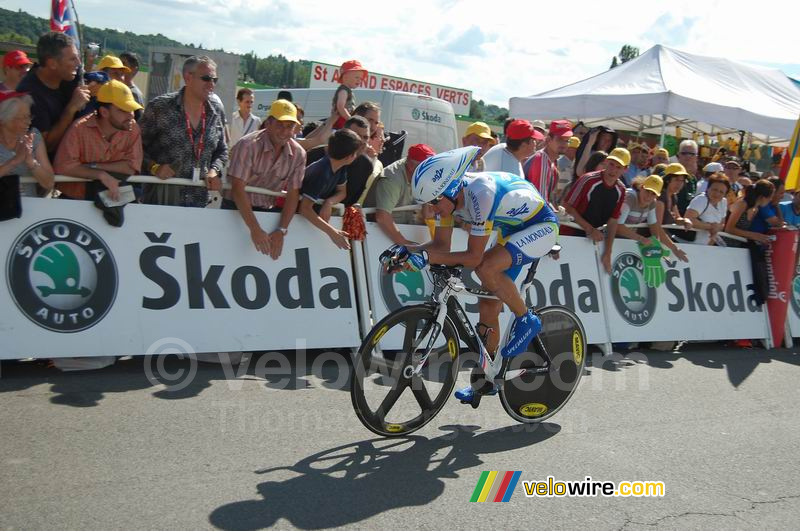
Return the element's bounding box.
[7,0,800,107]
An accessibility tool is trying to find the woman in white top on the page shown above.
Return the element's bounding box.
[227,88,261,146]
[0,92,54,198]
[684,173,729,245]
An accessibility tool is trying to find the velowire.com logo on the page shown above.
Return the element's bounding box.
[610,252,656,326]
[6,219,118,333]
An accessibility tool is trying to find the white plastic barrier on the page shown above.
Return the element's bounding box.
[1,198,360,359]
[786,260,800,339]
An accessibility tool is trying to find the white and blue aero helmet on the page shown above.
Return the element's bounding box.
[411,146,481,204]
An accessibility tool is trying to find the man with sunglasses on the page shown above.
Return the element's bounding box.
[381,146,558,404]
[141,55,227,208]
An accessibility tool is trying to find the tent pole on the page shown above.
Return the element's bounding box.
[659,114,667,147]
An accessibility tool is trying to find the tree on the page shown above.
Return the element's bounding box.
[609,44,639,69]
[469,99,483,119]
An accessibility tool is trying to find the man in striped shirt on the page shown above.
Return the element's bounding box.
[523,120,572,207]
[562,147,630,272]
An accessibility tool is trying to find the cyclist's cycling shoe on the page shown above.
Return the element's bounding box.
[455,384,498,405]
[501,310,542,358]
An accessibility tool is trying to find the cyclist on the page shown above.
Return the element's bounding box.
[380,146,559,403]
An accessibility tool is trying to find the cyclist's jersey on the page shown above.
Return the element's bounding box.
[438,171,557,239]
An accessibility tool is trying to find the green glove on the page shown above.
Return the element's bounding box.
[638,236,671,288]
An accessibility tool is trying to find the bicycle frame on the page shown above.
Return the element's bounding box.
[410,259,553,386]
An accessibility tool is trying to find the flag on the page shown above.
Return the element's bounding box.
[50,0,80,51]
[783,114,800,190]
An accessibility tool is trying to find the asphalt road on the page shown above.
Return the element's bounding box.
[1,345,799,530]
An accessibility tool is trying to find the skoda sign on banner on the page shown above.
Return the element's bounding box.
[600,239,769,343]
[6,219,118,333]
[610,252,657,327]
[1,199,361,359]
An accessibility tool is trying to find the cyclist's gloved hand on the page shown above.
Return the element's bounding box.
[638,236,671,288]
[379,245,428,273]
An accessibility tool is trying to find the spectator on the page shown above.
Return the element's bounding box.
[96,55,129,83]
[228,88,261,146]
[523,119,572,206]
[651,147,669,166]
[354,121,387,206]
[532,120,547,150]
[1,51,33,91]
[293,104,305,137]
[332,60,368,129]
[656,163,693,229]
[373,144,436,245]
[623,143,648,186]
[696,161,723,194]
[53,80,143,201]
[724,179,778,306]
[560,149,607,202]
[353,101,380,133]
[141,55,226,207]
[482,119,542,177]
[76,70,109,118]
[277,90,293,102]
[722,157,744,207]
[17,32,89,156]
[572,121,589,139]
[226,98,305,258]
[339,116,378,207]
[307,115,369,165]
[562,147,629,272]
[684,173,730,245]
[299,129,365,249]
[675,139,699,213]
[556,135,580,198]
[0,92,54,204]
[767,176,786,225]
[607,175,689,262]
[573,125,617,178]
[779,189,800,227]
[462,121,493,171]
[119,52,144,121]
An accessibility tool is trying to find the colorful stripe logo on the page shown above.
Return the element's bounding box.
[470,471,521,502]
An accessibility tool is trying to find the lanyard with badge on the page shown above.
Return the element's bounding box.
[185,105,206,182]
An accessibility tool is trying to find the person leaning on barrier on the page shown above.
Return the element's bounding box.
[684,173,729,245]
[53,80,143,201]
[298,129,365,250]
[225,98,305,259]
[607,175,688,262]
[373,144,436,245]
[0,92,54,212]
[767,176,786,225]
[656,163,693,230]
[561,147,629,273]
[17,32,90,157]
[141,55,227,208]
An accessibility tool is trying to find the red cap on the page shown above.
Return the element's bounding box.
[340,60,368,80]
[0,91,28,103]
[407,144,436,162]
[506,119,544,141]
[3,50,32,68]
[549,119,573,138]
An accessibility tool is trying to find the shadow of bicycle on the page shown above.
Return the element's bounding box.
[209,423,559,530]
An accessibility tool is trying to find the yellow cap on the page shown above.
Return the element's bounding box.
[664,162,689,176]
[96,80,142,112]
[606,147,631,167]
[96,55,131,72]
[464,121,492,139]
[642,175,663,195]
[268,99,300,124]
[567,136,581,149]
[655,148,669,158]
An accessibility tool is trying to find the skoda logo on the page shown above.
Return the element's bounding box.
[791,274,800,318]
[380,268,433,312]
[610,252,656,326]
[411,108,421,120]
[6,219,118,333]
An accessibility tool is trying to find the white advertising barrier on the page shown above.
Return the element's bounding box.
[600,239,770,343]
[786,259,800,338]
[309,61,472,115]
[361,223,609,347]
[1,198,360,359]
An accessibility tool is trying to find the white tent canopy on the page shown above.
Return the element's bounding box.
[509,45,800,145]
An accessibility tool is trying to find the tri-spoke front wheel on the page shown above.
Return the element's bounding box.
[350,305,459,437]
